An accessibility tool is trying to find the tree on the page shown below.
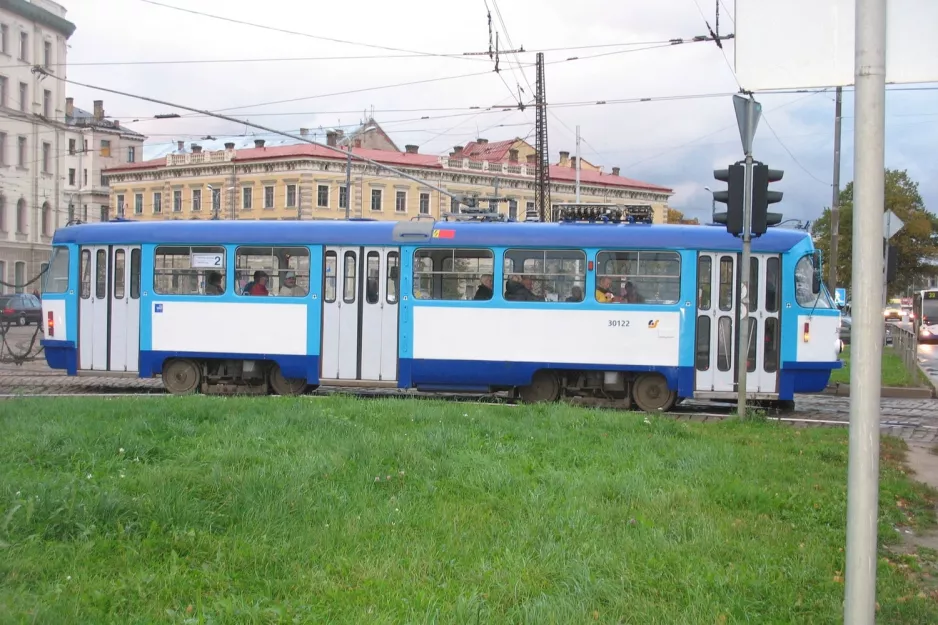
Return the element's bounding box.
[667,207,700,225]
[811,169,938,298]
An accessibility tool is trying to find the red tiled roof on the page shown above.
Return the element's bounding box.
[461,138,517,162]
[104,143,671,193]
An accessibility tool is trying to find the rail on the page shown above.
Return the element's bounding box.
[890,322,919,381]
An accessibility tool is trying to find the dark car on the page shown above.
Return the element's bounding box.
[0,293,42,326]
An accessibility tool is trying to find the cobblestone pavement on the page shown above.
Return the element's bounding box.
[3,326,936,444]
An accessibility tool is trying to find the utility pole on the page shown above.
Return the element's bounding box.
[534,52,551,222]
[575,125,581,202]
[844,0,887,621]
[829,86,843,293]
[736,95,757,418]
[345,147,352,220]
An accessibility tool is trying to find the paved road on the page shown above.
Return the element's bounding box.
[3,324,937,445]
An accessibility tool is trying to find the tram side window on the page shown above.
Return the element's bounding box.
[113,249,126,299]
[42,246,69,294]
[130,249,141,299]
[153,246,227,296]
[235,246,310,297]
[324,251,337,303]
[412,248,494,300]
[95,249,107,299]
[794,255,831,308]
[595,250,681,304]
[503,249,586,302]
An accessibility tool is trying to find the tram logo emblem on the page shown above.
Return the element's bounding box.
[647,319,659,329]
[154,304,163,313]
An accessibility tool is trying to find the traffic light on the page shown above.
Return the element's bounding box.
[712,163,745,236]
[751,163,784,236]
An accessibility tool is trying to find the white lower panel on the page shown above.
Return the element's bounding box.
[796,315,840,362]
[151,301,308,355]
[41,299,67,341]
[413,307,681,366]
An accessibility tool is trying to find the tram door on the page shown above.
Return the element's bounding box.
[320,246,400,382]
[78,245,142,372]
[694,252,781,395]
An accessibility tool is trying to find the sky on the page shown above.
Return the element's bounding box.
[57,0,938,224]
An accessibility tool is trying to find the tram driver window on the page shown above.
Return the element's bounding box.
[503,249,586,302]
[595,250,681,304]
[235,246,310,297]
[794,255,832,308]
[412,248,494,300]
[153,246,227,296]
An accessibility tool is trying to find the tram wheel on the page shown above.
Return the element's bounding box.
[269,364,309,396]
[632,373,677,412]
[162,359,202,395]
[518,370,561,404]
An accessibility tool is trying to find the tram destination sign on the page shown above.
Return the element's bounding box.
[190,252,225,268]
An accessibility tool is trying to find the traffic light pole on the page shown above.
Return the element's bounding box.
[736,98,756,419]
[844,0,886,620]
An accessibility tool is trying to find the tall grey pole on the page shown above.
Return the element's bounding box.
[844,0,886,621]
[345,148,352,220]
[829,86,843,293]
[575,125,581,202]
[736,96,755,418]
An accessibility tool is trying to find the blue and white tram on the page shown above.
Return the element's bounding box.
[38,219,841,410]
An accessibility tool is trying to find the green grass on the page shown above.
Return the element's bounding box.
[2,396,937,624]
[830,345,920,387]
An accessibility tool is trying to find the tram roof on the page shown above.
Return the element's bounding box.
[53,219,812,253]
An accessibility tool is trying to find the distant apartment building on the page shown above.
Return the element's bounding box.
[0,0,74,294]
[103,120,673,224]
[63,98,145,226]
[0,1,145,295]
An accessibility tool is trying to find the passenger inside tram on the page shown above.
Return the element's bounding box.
[473,274,493,300]
[244,270,270,296]
[279,271,296,296]
[205,271,224,295]
[565,285,583,302]
[596,276,617,302]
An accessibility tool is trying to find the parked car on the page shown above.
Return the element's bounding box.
[0,293,42,326]
[839,315,852,345]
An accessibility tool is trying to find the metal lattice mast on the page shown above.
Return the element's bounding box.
[534,52,551,222]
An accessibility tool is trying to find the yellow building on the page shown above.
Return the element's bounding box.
[103,134,673,223]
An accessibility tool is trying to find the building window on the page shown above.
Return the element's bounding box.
[41,142,50,173]
[595,250,682,305]
[14,261,25,294]
[100,140,111,157]
[508,199,518,220]
[173,189,182,212]
[17,136,25,167]
[317,184,329,208]
[0,76,6,108]
[153,246,227,296]
[43,40,51,68]
[18,31,27,62]
[413,248,495,300]
[235,246,311,297]
[0,24,7,55]
[42,89,50,117]
[395,190,407,213]
[192,189,202,212]
[68,168,75,186]
[264,185,274,209]
[370,189,382,211]
[83,169,88,186]
[450,196,459,214]
[134,193,143,215]
[18,82,26,112]
[153,192,162,214]
[242,187,252,210]
[68,138,76,155]
[127,146,135,162]
[0,195,5,232]
[211,188,220,215]
[419,192,430,215]
[81,205,87,222]
[0,132,5,166]
[286,184,297,208]
[16,198,26,233]
[100,205,109,222]
[339,185,348,209]
[40,203,51,235]
[0,261,5,293]
[67,203,74,222]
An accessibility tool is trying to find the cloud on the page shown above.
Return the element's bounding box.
[58,0,938,222]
